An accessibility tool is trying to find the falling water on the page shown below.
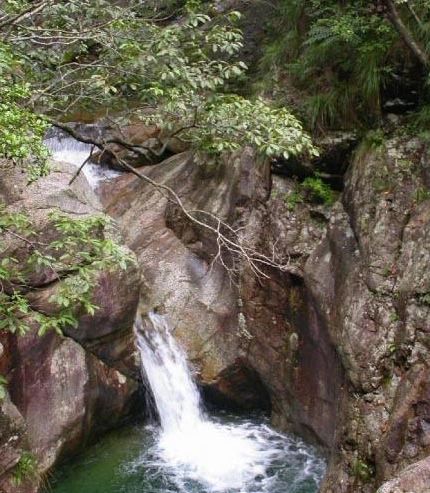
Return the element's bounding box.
[44,127,121,187]
[133,312,326,493]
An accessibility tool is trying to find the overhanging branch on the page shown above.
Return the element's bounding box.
[53,122,298,279]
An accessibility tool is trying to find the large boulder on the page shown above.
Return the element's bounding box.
[102,151,253,390]
[8,328,138,473]
[102,149,343,451]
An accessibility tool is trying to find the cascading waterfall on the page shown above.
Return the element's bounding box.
[44,127,121,187]
[134,312,325,493]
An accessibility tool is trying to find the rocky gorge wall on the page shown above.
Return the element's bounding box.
[101,133,430,493]
[1,129,429,493]
[0,162,141,492]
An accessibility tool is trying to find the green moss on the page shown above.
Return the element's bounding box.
[301,177,335,205]
[352,458,374,483]
[415,187,430,204]
[13,452,38,485]
[284,190,304,210]
[362,129,386,150]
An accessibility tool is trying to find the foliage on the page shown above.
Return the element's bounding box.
[277,177,335,211]
[418,292,430,305]
[284,190,304,211]
[362,129,387,150]
[415,186,430,203]
[12,452,38,485]
[257,0,430,130]
[0,44,49,180]
[145,95,317,158]
[352,458,374,483]
[0,0,316,173]
[409,104,430,132]
[301,177,335,205]
[0,206,135,337]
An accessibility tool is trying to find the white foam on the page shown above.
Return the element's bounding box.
[135,312,325,493]
[44,134,121,188]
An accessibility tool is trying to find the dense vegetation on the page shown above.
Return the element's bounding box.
[258,0,430,131]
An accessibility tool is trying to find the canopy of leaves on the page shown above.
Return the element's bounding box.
[0,0,316,173]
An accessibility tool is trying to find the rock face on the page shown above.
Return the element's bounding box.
[102,151,252,391]
[102,149,344,450]
[9,330,137,473]
[0,161,140,488]
[311,138,430,492]
[0,392,33,492]
[103,135,430,491]
[376,456,430,493]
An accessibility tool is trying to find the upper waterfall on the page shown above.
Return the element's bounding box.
[44,127,121,187]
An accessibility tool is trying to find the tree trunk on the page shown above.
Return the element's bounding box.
[382,0,429,67]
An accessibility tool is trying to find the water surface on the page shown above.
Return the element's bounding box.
[51,414,325,493]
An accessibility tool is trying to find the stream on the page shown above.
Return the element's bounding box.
[51,313,325,493]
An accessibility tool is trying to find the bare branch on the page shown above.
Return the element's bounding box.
[69,146,95,185]
[52,122,295,279]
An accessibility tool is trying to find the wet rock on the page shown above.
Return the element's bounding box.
[7,329,138,473]
[203,358,271,411]
[91,123,188,170]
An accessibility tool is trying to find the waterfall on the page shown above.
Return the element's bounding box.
[135,312,203,433]
[134,312,325,493]
[44,127,121,187]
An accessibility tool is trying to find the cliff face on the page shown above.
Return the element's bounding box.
[0,162,141,492]
[314,137,430,492]
[101,134,430,492]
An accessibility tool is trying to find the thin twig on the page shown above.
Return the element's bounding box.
[69,145,95,185]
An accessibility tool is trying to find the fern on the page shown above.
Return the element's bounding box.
[255,0,403,130]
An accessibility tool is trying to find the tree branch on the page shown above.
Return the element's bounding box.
[52,122,296,279]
